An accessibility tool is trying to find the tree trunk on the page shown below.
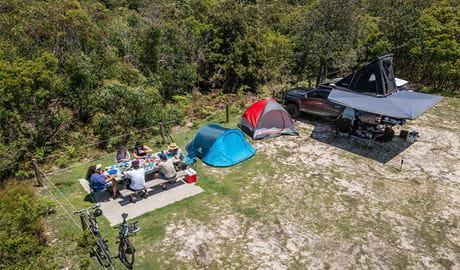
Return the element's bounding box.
[316,63,324,87]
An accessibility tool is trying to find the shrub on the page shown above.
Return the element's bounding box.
[0,182,58,270]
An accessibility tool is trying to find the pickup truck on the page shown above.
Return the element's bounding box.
[282,87,343,120]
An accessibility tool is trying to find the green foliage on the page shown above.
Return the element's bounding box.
[0,181,58,269]
[93,81,164,142]
[358,16,392,63]
[0,0,458,181]
[411,0,460,92]
[139,26,160,75]
[0,53,67,178]
[75,230,97,269]
[296,0,365,84]
[63,51,98,121]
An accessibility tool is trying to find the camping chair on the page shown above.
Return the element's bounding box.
[85,177,105,203]
[85,166,98,202]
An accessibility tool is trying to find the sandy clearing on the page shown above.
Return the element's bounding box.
[160,100,460,269]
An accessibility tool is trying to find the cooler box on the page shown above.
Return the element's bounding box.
[184,168,197,183]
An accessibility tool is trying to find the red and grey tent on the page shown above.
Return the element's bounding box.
[239,98,299,140]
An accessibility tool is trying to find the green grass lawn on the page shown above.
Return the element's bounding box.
[42,114,250,269]
[42,98,460,269]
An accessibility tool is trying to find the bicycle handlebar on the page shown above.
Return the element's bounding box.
[73,204,101,214]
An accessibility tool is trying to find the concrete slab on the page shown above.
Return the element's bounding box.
[95,183,203,226]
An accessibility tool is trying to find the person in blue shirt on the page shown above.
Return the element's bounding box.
[90,164,118,198]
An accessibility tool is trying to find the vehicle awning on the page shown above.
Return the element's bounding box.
[328,89,443,120]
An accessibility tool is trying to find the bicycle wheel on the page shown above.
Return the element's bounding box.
[94,236,113,268]
[118,238,135,269]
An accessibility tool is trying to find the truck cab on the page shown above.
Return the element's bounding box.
[282,87,343,119]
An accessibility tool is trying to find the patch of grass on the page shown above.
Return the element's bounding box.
[237,206,261,220]
[416,218,450,252]
[136,217,167,242]
[278,149,291,158]
[390,253,410,269]
[41,114,251,268]
[437,258,455,270]
[288,259,308,270]
[198,170,240,200]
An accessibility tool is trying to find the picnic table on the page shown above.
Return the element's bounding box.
[106,152,183,180]
[103,153,190,203]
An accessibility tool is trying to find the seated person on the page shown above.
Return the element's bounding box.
[341,107,356,126]
[85,165,96,182]
[116,146,131,163]
[154,153,176,180]
[336,107,356,135]
[166,143,184,162]
[123,160,146,191]
[133,141,153,159]
[166,143,186,170]
[90,164,118,198]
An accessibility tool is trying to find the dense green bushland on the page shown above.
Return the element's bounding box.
[0,181,58,269]
[0,0,458,179]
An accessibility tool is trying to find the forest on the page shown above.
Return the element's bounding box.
[0,0,458,181]
[0,0,458,269]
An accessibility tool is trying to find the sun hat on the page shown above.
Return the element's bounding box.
[95,164,102,170]
[168,143,178,150]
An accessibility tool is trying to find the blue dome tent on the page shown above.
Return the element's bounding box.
[186,124,256,167]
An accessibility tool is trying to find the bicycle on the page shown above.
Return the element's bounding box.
[116,213,140,269]
[74,204,113,268]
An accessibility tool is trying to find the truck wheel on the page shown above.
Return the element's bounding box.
[286,103,300,118]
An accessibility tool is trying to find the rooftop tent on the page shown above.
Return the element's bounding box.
[395,78,409,87]
[327,89,443,120]
[185,124,256,167]
[335,54,397,96]
[239,98,299,140]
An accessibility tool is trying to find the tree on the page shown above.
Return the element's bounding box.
[367,0,431,79]
[139,26,160,75]
[411,0,460,92]
[92,81,164,144]
[63,52,98,122]
[0,53,71,178]
[295,0,365,85]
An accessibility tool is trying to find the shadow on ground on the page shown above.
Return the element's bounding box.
[296,114,412,164]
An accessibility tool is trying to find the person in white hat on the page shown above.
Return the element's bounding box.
[166,142,185,170]
[166,143,184,161]
[90,164,118,198]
